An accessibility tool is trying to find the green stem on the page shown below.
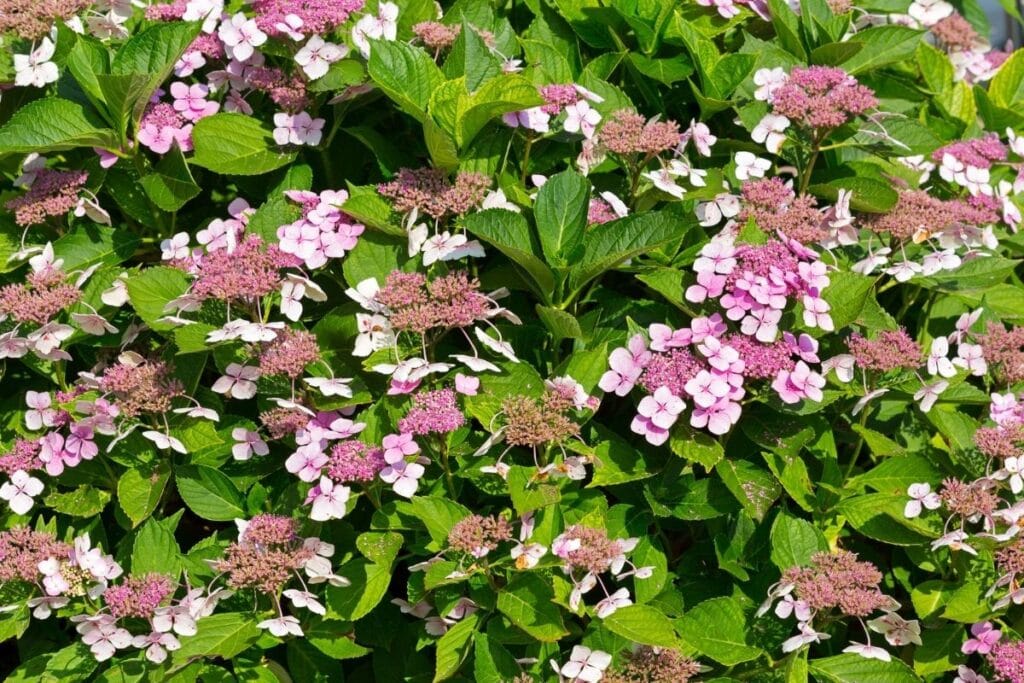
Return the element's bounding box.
[844,408,870,481]
[520,136,534,186]
[440,444,457,498]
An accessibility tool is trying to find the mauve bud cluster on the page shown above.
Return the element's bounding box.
[539,84,580,115]
[99,359,184,418]
[599,110,682,155]
[0,527,70,583]
[979,323,1024,384]
[0,267,81,325]
[781,550,889,617]
[245,67,310,112]
[214,514,315,593]
[103,574,176,619]
[940,477,1000,519]
[327,440,385,483]
[997,537,1024,577]
[399,388,466,435]
[988,640,1024,683]
[553,526,625,575]
[931,13,981,51]
[375,271,492,334]
[975,424,1024,459]
[250,0,365,36]
[501,390,580,448]
[740,178,828,244]
[447,514,513,557]
[378,168,491,220]
[770,66,876,129]
[145,0,186,19]
[0,0,90,39]
[414,22,460,52]
[5,169,88,227]
[604,646,702,683]
[0,439,43,476]
[261,406,311,439]
[869,190,998,242]
[259,328,321,379]
[933,134,1008,170]
[846,329,922,372]
[189,235,295,303]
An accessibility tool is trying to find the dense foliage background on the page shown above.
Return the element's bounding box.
[3,0,1024,681]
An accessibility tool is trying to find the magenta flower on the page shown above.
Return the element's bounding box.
[690,398,742,435]
[772,362,825,404]
[169,82,218,122]
[382,433,420,462]
[962,622,1002,655]
[636,386,685,430]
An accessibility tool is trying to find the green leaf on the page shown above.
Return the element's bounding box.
[629,53,694,85]
[131,517,181,575]
[769,514,827,569]
[677,597,764,665]
[917,42,952,92]
[716,459,781,521]
[287,639,345,682]
[44,485,110,517]
[191,113,297,175]
[117,463,170,527]
[0,98,117,154]
[496,574,569,642]
[854,454,942,495]
[809,654,919,683]
[306,621,371,660]
[917,256,1021,292]
[6,642,98,683]
[473,633,521,683]
[434,612,479,682]
[536,305,584,341]
[175,465,246,521]
[534,169,590,264]
[670,427,725,471]
[307,59,366,92]
[173,613,261,661]
[455,74,543,147]
[126,266,191,332]
[52,225,138,271]
[837,493,936,545]
[989,48,1024,108]
[913,622,965,677]
[569,210,690,292]
[507,465,561,515]
[821,271,875,330]
[809,178,897,213]
[839,26,923,74]
[462,209,556,300]
[368,40,445,123]
[66,37,111,113]
[409,496,472,549]
[327,558,392,620]
[602,604,681,648]
[111,21,202,125]
[342,183,405,236]
[140,143,200,211]
[443,21,501,91]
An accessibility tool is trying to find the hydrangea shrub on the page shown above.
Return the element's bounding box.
[1,0,1024,681]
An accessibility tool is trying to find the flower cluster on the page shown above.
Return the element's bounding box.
[552,525,652,619]
[761,551,917,662]
[212,515,345,636]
